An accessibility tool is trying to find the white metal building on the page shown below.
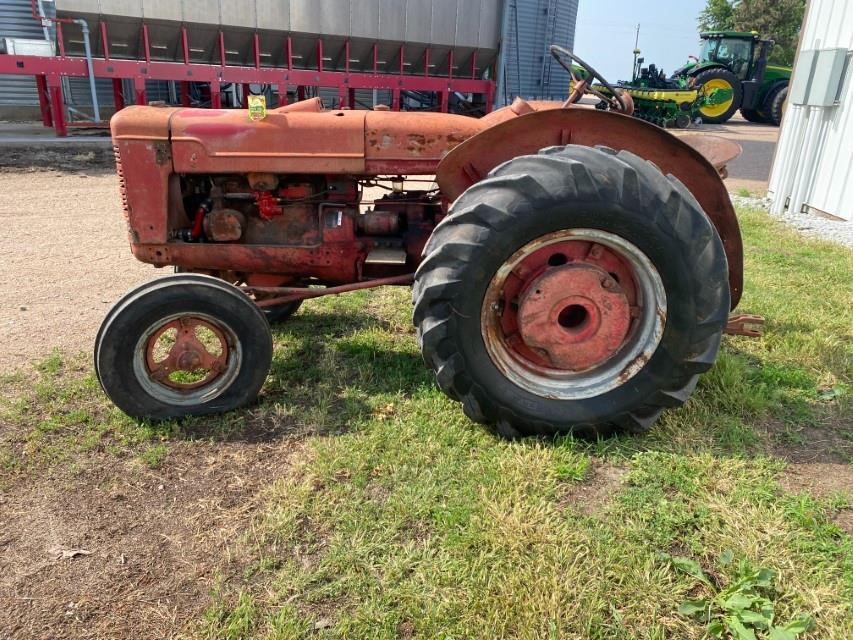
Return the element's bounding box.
[768,0,853,222]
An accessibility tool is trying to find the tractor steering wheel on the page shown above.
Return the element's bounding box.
[549,45,631,114]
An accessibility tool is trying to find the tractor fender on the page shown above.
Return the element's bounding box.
[435,107,744,308]
[686,62,728,78]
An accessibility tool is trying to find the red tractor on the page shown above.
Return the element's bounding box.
[97,48,752,438]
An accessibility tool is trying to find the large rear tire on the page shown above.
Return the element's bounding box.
[763,84,788,126]
[413,145,730,438]
[95,274,273,420]
[740,108,769,124]
[694,68,742,124]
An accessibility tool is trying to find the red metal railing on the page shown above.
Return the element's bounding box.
[4,3,495,137]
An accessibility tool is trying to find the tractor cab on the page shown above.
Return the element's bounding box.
[699,32,761,80]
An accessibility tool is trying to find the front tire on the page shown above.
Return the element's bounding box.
[413,145,730,438]
[95,274,273,420]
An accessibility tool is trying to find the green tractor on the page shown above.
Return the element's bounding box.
[672,31,791,125]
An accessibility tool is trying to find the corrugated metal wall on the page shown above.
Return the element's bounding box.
[0,0,161,116]
[3,0,580,115]
[496,0,579,104]
[54,0,503,50]
[54,0,502,74]
[0,0,44,107]
[768,0,853,221]
[2,0,504,117]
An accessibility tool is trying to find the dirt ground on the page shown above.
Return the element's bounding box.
[0,146,161,374]
[0,440,300,639]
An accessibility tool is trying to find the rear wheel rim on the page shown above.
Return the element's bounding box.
[133,312,243,406]
[480,228,666,400]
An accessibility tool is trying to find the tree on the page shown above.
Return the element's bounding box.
[732,0,806,66]
[697,0,806,66]
[698,0,735,31]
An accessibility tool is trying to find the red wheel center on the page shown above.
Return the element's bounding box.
[557,304,589,330]
[517,264,631,370]
[144,316,229,390]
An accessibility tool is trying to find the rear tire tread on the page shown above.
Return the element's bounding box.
[413,145,730,437]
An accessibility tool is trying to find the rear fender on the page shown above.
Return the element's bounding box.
[435,108,744,308]
[688,62,728,77]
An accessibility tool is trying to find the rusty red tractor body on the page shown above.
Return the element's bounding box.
[98,70,752,438]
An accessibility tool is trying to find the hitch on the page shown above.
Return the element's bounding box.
[725,313,765,337]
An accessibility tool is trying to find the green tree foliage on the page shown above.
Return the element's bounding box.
[698,0,735,31]
[697,0,806,66]
[733,0,806,66]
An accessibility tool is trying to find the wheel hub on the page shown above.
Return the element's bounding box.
[144,316,230,391]
[517,264,631,370]
[176,349,203,371]
[480,229,667,400]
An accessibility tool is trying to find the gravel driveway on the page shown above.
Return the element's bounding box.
[0,151,161,373]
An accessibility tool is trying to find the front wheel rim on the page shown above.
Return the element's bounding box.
[480,229,666,400]
[133,312,243,407]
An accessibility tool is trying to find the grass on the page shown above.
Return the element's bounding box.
[1,207,851,638]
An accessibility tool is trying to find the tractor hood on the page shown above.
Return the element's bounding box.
[111,99,739,180]
[166,99,484,176]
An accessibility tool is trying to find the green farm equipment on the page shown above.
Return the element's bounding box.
[582,31,791,128]
[590,63,704,129]
[670,31,791,125]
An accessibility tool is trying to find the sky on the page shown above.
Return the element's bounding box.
[573,0,709,82]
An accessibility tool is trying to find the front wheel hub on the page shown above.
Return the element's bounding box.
[517,264,631,370]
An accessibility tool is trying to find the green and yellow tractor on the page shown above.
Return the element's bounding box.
[672,31,791,125]
[580,31,791,128]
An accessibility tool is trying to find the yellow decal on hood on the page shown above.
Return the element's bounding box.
[248,94,267,121]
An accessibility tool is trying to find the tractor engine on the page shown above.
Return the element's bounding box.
[170,173,442,285]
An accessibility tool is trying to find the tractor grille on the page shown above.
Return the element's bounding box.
[113,145,128,214]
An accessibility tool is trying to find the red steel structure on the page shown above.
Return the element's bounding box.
[0,3,495,136]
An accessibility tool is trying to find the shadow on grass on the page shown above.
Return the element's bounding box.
[206,308,851,465]
[2,297,849,466]
[140,308,434,445]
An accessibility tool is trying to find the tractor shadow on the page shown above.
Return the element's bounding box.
[179,309,851,467]
[177,308,432,444]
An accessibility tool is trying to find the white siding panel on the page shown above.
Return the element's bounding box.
[769,0,853,220]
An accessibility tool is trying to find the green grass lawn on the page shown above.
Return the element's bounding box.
[1,207,851,639]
